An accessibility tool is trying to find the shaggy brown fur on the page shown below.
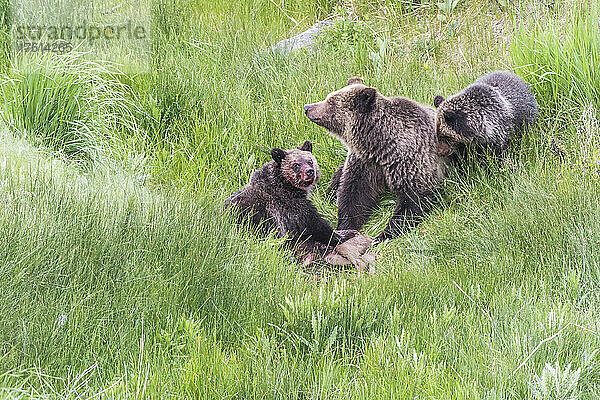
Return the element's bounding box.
[434,70,538,158]
[305,77,450,240]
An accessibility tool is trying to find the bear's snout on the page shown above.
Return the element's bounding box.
[304,101,338,134]
[298,164,317,188]
[304,103,322,123]
[437,139,454,157]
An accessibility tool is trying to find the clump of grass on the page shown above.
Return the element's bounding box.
[530,362,582,400]
[511,2,600,169]
[511,2,600,112]
[276,280,391,356]
[0,0,10,73]
[0,54,145,165]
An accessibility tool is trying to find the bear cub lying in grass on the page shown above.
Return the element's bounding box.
[225,140,375,275]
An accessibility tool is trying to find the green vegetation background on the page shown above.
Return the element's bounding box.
[1,0,600,398]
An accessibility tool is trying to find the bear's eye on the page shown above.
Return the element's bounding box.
[292,163,301,171]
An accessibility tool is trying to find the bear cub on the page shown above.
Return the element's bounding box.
[434,70,539,158]
[305,77,450,241]
[225,140,351,247]
[225,141,374,273]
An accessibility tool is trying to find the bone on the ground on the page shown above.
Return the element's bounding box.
[330,231,376,274]
[324,252,352,266]
[334,231,373,259]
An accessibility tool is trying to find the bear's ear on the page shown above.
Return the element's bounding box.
[299,140,313,153]
[347,76,363,86]
[271,148,287,164]
[434,95,445,108]
[355,87,377,113]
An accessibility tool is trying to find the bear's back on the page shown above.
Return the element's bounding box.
[388,96,436,122]
[386,97,437,143]
[476,71,538,128]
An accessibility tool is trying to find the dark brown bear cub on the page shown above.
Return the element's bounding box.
[305,78,449,241]
[225,140,359,260]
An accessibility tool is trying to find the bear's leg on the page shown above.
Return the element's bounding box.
[377,191,433,241]
[327,165,344,199]
[304,212,356,247]
[376,196,407,240]
[337,155,385,231]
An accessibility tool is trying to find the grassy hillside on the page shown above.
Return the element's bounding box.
[1,0,600,398]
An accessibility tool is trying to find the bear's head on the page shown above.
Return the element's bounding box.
[433,94,475,157]
[434,85,498,156]
[271,140,320,192]
[304,77,380,144]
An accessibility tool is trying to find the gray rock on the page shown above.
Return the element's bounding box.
[272,20,335,53]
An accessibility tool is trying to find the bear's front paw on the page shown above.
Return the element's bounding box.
[335,229,358,243]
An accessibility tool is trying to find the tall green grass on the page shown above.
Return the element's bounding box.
[2,0,600,398]
[511,0,600,164]
[511,2,600,111]
[3,123,600,398]
[0,0,9,73]
[0,127,309,396]
[0,55,146,166]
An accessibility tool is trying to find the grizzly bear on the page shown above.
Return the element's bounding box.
[434,70,538,157]
[225,140,375,273]
[305,77,450,241]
